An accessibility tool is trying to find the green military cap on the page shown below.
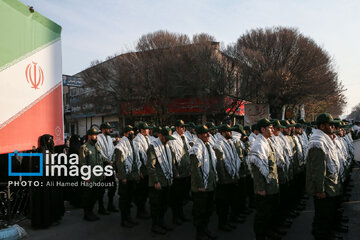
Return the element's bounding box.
[87,127,100,135]
[218,124,233,133]
[354,121,360,125]
[280,120,294,128]
[343,124,351,130]
[294,123,303,128]
[160,126,176,140]
[174,119,187,127]
[138,122,150,130]
[251,123,259,132]
[123,125,134,133]
[244,126,251,132]
[271,119,286,129]
[232,124,247,136]
[153,126,162,134]
[187,122,196,129]
[298,119,306,124]
[289,119,296,125]
[196,125,210,134]
[147,123,154,130]
[334,121,341,128]
[257,118,272,129]
[315,113,339,126]
[100,122,112,130]
[205,122,216,130]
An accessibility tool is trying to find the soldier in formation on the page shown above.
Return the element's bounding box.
[74,115,354,240]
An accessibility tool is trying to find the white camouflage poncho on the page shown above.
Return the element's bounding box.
[189,139,218,189]
[305,129,341,184]
[115,136,141,174]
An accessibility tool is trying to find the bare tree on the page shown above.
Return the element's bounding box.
[229,27,346,118]
[79,30,241,125]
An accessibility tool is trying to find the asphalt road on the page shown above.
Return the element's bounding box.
[20,166,360,240]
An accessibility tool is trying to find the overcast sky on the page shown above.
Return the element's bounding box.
[20,0,360,116]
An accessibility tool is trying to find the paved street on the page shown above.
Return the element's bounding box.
[20,166,360,240]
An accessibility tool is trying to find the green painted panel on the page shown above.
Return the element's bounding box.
[0,0,61,69]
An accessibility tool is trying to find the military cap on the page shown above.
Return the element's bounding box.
[138,122,150,130]
[187,122,196,129]
[232,124,247,136]
[218,124,233,133]
[153,126,162,134]
[343,124,352,130]
[298,119,306,124]
[87,127,100,135]
[251,123,259,132]
[315,113,338,126]
[123,125,134,133]
[100,122,112,130]
[205,122,216,130]
[257,118,272,129]
[289,119,296,125]
[280,120,294,128]
[271,119,286,129]
[244,126,251,132]
[196,125,210,134]
[160,126,176,140]
[335,121,347,128]
[174,120,187,127]
[294,123,303,128]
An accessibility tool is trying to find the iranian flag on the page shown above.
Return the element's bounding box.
[0,0,64,154]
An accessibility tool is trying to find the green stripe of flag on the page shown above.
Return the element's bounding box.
[0,0,62,69]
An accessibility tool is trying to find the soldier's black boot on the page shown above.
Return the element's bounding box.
[98,207,110,215]
[159,216,174,231]
[204,226,218,240]
[151,216,166,235]
[84,209,99,221]
[179,208,191,222]
[152,225,167,235]
[196,227,209,240]
[107,197,119,212]
[98,198,110,215]
[127,209,139,226]
[121,212,134,228]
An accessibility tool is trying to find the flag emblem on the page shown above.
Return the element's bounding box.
[25,62,44,89]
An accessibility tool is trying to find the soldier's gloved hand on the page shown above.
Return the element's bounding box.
[154,182,162,190]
